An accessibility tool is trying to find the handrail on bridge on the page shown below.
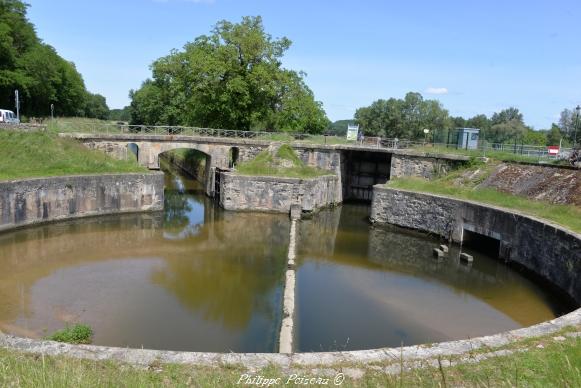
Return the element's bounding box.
[49,121,573,160]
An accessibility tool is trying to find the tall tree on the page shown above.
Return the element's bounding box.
[558,107,581,143]
[354,92,451,139]
[491,107,524,125]
[487,108,527,143]
[0,0,98,117]
[546,124,565,146]
[466,114,491,132]
[488,120,527,144]
[83,92,109,120]
[130,16,328,133]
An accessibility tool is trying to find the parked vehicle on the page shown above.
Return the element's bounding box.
[0,109,20,124]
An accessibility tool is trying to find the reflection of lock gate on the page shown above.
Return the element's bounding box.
[214,167,229,198]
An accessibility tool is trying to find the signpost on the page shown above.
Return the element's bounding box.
[15,90,20,121]
[547,146,560,157]
[346,124,359,141]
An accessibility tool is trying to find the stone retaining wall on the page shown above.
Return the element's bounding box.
[219,173,340,214]
[0,173,164,232]
[370,186,581,303]
[390,153,468,179]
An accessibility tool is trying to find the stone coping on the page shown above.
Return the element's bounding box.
[0,172,164,233]
[1,309,579,368]
[0,171,157,185]
[227,173,337,184]
[0,178,579,368]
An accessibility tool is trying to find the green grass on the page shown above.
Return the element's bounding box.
[45,324,93,345]
[275,143,303,164]
[0,130,146,181]
[235,145,331,178]
[46,117,124,134]
[388,176,581,233]
[0,329,579,387]
[411,144,568,165]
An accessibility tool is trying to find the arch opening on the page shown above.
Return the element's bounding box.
[127,143,139,162]
[159,148,211,185]
[229,147,239,168]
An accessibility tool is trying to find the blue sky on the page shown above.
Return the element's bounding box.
[27,0,581,129]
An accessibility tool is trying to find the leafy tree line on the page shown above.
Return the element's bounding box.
[351,93,579,146]
[129,16,329,133]
[354,92,451,140]
[0,0,108,118]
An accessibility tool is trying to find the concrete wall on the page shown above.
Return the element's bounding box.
[390,153,467,179]
[0,173,164,232]
[370,186,581,303]
[219,173,340,214]
[295,147,344,204]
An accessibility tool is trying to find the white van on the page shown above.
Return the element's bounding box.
[0,109,20,124]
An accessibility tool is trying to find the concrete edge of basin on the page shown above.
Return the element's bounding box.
[0,309,579,369]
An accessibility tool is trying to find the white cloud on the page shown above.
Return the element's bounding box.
[425,87,449,95]
[153,0,215,4]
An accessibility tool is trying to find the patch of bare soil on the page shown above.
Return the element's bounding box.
[478,163,581,205]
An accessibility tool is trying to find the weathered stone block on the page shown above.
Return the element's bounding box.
[460,252,474,263]
[433,248,445,259]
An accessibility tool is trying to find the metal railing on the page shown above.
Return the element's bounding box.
[50,121,575,161]
[394,140,573,160]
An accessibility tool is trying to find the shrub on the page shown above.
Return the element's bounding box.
[46,324,93,344]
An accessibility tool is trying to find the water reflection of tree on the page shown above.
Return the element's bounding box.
[150,251,285,329]
[163,189,192,230]
[151,212,290,330]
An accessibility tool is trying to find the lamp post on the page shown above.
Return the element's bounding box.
[575,105,580,147]
[15,90,20,121]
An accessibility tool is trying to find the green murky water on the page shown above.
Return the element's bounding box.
[0,166,573,352]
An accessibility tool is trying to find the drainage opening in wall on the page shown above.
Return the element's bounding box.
[462,229,500,259]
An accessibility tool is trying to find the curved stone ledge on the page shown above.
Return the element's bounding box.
[0,309,579,368]
[219,173,341,214]
[370,186,581,304]
[0,173,164,232]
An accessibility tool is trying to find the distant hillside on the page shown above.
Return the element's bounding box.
[329,119,355,136]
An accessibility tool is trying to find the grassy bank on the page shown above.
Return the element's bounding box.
[387,172,581,233]
[0,130,146,181]
[410,144,569,165]
[0,328,579,387]
[235,144,331,178]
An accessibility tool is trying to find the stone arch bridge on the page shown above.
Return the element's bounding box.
[63,133,468,199]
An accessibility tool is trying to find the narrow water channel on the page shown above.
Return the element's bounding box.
[0,166,574,352]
